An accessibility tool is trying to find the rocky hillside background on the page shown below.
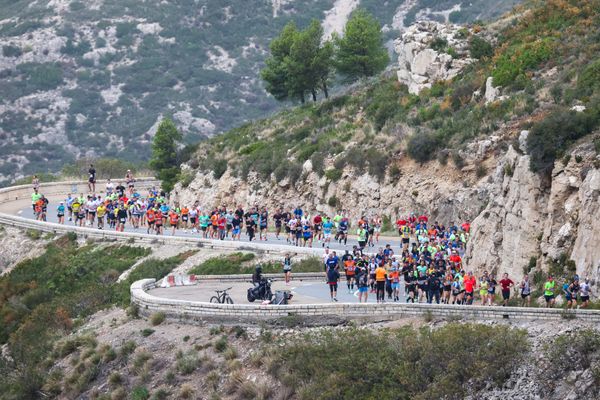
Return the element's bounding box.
[0,0,521,184]
[176,0,600,284]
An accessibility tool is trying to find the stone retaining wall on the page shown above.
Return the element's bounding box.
[131,278,600,325]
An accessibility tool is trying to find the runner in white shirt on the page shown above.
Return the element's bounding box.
[106,179,114,196]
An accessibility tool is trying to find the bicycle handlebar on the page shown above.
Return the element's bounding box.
[215,287,232,293]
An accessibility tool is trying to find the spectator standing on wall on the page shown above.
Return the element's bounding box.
[88,164,96,193]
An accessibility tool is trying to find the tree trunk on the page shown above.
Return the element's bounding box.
[322,81,329,99]
[311,89,317,102]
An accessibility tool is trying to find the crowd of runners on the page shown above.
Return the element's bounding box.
[28,170,594,309]
[318,245,593,308]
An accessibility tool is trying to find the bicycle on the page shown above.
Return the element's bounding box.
[210,287,234,304]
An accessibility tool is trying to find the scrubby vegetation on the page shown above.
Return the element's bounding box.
[184,0,600,187]
[189,253,323,275]
[266,323,529,399]
[0,235,150,398]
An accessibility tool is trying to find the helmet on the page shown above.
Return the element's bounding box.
[255,264,262,273]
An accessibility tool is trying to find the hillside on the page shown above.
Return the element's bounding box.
[2,232,600,399]
[0,0,521,184]
[177,0,600,281]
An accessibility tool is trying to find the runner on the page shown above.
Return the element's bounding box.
[520,274,531,307]
[169,209,179,236]
[97,201,106,230]
[374,263,387,303]
[325,253,339,302]
[344,256,357,294]
[566,276,580,309]
[580,278,592,308]
[106,179,114,196]
[356,265,369,303]
[125,170,135,195]
[282,253,293,285]
[499,273,514,307]
[463,271,476,305]
[389,265,401,302]
[544,275,556,308]
[57,201,65,224]
[116,204,127,232]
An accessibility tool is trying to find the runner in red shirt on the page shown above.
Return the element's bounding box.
[396,218,407,235]
[463,272,476,305]
[461,221,471,233]
[499,273,515,306]
[313,214,323,242]
[217,214,226,240]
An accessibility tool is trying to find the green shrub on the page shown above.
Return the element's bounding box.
[328,196,339,208]
[492,39,554,88]
[324,169,342,181]
[131,386,150,400]
[2,44,22,57]
[149,312,165,326]
[16,62,64,91]
[527,107,600,177]
[179,171,195,188]
[189,253,255,275]
[212,159,228,179]
[115,252,195,305]
[577,58,600,98]
[540,329,600,394]
[215,336,228,353]
[267,324,528,399]
[141,328,155,337]
[407,132,438,163]
[176,352,200,375]
[108,372,123,387]
[430,37,448,52]
[469,36,493,59]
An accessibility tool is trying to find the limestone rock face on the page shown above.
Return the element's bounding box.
[178,139,600,289]
[465,147,545,276]
[395,21,474,94]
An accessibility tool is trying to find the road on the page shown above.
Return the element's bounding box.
[16,194,407,254]
[149,278,406,304]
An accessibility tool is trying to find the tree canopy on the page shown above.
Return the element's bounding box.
[334,9,389,82]
[261,20,333,103]
[149,118,182,192]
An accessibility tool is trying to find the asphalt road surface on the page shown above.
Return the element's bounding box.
[17,194,407,254]
[149,279,406,304]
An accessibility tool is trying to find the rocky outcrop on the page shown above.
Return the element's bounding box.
[178,130,600,289]
[466,139,600,287]
[465,146,546,275]
[395,21,474,94]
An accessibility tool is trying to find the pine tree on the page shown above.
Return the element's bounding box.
[261,22,302,102]
[149,118,182,193]
[261,20,333,103]
[334,9,389,82]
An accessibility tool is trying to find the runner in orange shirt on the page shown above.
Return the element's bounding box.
[169,210,179,236]
[344,258,357,294]
[146,208,156,234]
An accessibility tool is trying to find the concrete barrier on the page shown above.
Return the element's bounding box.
[131,278,600,325]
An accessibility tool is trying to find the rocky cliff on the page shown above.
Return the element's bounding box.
[395,20,474,94]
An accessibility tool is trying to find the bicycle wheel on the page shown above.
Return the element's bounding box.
[225,295,234,304]
[210,296,221,304]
